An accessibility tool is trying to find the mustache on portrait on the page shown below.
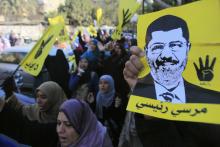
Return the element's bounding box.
[155,56,179,68]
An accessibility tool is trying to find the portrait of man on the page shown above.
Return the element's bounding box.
[133,15,220,104]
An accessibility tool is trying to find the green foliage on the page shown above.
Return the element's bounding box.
[58,0,94,26]
[0,0,41,22]
[58,0,118,26]
[101,0,118,25]
[0,0,11,16]
[142,0,199,13]
[0,0,199,26]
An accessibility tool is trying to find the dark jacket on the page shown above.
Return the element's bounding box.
[97,93,125,147]
[69,70,99,96]
[45,49,71,97]
[0,102,58,147]
[102,51,130,110]
[133,74,220,103]
[127,74,220,147]
[135,113,220,147]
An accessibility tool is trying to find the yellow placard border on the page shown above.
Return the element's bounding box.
[127,95,220,124]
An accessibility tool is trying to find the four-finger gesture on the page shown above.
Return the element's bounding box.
[193,55,216,81]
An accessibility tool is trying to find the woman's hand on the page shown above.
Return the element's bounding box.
[86,92,94,103]
[2,76,16,99]
[114,97,121,108]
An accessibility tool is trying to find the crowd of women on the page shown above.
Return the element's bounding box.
[1,28,220,147]
[0,29,137,147]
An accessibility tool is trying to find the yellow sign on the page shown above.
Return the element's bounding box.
[49,15,69,42]
[20,16,64,76]
[137,0,220,91]
[111,26,122,41]
[127,0,220,124]
[87,25,97,37]
[96,8,102,26]
[111,0,141,40]
[48,15,65,25]
[128,95,220,124]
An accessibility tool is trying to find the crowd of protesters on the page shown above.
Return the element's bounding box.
[0,28,137,147]
[0,31,26,52]
[0,24,220,147]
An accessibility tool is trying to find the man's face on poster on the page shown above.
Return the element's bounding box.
[146,28,190,86]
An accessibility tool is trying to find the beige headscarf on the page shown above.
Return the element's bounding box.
[22,81,67,123]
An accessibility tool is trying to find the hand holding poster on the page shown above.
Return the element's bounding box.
[127,0,220,124]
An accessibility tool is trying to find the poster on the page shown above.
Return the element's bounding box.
[127,0,220,124]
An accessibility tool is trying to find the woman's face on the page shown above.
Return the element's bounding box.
[114,45,122,55]
[57,112,79,147]
[88,41,96,51]
[78,58,89,70]
[99,80,110,93]
[36,90,49,111]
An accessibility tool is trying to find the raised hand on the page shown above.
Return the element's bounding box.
[114,97,121,108]
[2,76,16,99]
[86,92,94,103]
[193,55,216,81]
[123,46,145,89]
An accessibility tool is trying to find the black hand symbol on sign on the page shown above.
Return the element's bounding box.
[193,55,216,81]
[122,9,132,27]
[34,35,54,59]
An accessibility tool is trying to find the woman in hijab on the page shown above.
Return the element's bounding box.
[0,80,66,146]
[57,99,113,147]
[80,39,101,71]
[1,80,67,123]
[102,40,130,111]
[68,56,99,104]
[45,48,71,98]
[95,75,125,146]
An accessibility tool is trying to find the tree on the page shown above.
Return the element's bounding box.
[142,0,198,13]
[57,0,119,26]
[0,0,41,22]
[58,0,94,26]
[0,0,13,21]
